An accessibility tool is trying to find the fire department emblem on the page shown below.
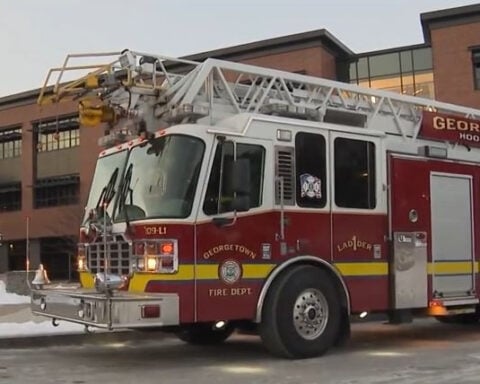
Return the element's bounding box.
[300,173,322,199]
[219,260,242,284]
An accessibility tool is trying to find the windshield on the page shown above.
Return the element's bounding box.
[83,150,128,224]
[115,135,205,221]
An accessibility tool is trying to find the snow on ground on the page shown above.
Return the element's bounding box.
[0,280,30,304]
[0,320,86,337]
[0,279,86,337]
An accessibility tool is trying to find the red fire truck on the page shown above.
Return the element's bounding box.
[31,50,480,358]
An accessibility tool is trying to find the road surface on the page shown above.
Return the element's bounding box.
[1,317,480,384]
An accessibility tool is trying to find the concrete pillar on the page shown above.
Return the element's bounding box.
[29,239,41,270]
[0,244,8,273]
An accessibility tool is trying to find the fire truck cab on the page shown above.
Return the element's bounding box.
[31,50,480,358]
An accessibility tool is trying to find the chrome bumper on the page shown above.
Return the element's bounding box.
[31,287,179,330]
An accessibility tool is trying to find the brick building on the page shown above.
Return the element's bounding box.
[0,4,479,278]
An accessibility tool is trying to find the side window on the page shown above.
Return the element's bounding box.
[203,142,265,215]
[472,49,480,90]
[295,133,326,208]
[334,138,376,209]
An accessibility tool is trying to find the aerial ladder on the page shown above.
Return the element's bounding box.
[37,50,480,148]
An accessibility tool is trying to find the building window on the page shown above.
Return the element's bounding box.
[0,183,21,212]
[41,237,78,280]
[413,48,433,72]
[295,132,327,208]
[0,127,22,159]
[35,116,80,152]
[34,174,80,208]
[349,47,434,99]
[334,138,376,209]
[203,142,265,215]
[472,50,480,90]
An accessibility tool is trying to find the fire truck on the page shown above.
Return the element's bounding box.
[31,50,480,358]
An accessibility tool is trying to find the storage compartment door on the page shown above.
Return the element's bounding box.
[430,173,475,298]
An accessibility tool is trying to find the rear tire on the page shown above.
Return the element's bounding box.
[259,265,343,358]
[176,323,235,345]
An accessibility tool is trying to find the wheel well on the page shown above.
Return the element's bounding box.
[255,257,350,323]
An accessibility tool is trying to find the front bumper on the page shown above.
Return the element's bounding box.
[31,286,179,330]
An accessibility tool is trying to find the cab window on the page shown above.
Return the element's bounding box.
[334,137,376,209]
[203,142,265,215]
[295,132,327,208]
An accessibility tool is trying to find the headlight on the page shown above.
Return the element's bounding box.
[133,239,178,273]
[78,256,86,271]
[77,245,88,271]
[146,256,158,272]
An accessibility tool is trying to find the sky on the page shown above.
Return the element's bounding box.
[0,0,479,97]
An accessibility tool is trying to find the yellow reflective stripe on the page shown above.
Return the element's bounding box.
[334,262,388,276]
[79,271,95,288]
[428,261,479,275]
[108,264,275,292]
[334,261,480,277]
[80,261,480,291]
[242,264,276,278]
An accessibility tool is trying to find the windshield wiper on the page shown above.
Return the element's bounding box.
[95,167,119,216]
[118,163,133,231]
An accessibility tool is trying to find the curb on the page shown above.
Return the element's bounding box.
[0,329,171,349]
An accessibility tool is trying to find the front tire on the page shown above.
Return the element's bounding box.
[259,265,342,358]
[176,323,235,345]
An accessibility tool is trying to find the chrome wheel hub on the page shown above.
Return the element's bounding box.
[293,288,328,340]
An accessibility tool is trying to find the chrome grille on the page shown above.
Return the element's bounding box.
[87,234,131,275]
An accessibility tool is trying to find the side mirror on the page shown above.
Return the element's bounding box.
[229,158,251,195]
[229,158,251,212]
[231,195,250,212]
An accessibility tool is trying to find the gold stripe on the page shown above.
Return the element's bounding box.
[80,260,480,291]
[79,272,95,288]
[335,261,480,277]
[242,264,276,278]
[428,261,479,275]
[334,262,388,276]
[129,264,275,291]
[81,264,275,291]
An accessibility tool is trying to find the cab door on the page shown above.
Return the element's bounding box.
[430,172,475,299]
[194,136,276,322]
[330,132,388,312]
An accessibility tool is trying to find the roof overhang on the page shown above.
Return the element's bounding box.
[421,4,480,43]
[182,28,353,62]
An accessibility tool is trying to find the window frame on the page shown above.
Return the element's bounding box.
[202,139,266,216]
[294,131,328,209]
[0,182,21,212]
[34,175,80,208]
[0,126,22,159]
[34,115,80,152]
[349,47,434,98]
[331,132,378,211]
[472,49,480,90]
